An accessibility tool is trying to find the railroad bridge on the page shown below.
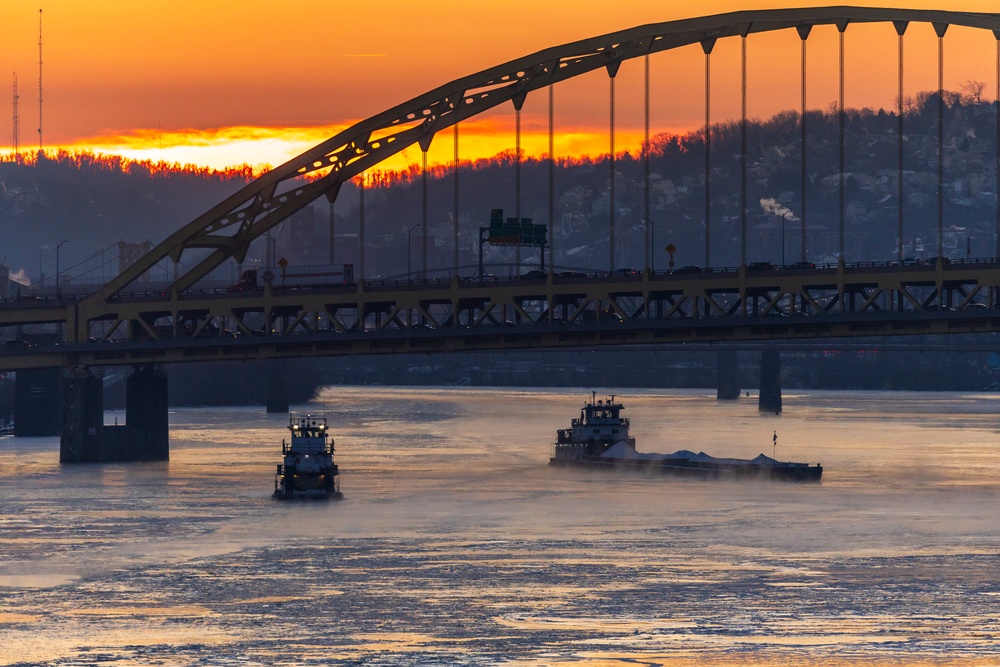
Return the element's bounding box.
[4,6,1000,461]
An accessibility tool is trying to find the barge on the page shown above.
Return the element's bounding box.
[273,414,344,500]
[550,393,822,482]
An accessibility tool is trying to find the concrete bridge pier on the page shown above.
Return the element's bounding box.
[14,368,63,437]
[266,361,289,414]
[124,365,169,461]
[758,349,782,414]
[60,364,169,463]
[60,369,104,462]
[717,350,740,400]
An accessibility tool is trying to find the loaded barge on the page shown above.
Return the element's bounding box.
[273,415,344,500]
[550,393,822,482]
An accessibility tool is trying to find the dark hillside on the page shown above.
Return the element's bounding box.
[1,90,996,284]
[0,153,253,279]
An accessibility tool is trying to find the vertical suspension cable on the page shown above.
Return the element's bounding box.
[328,197,336,265]
[838,23,847,265]
[935,23,948,258]
[515,106,522,272]
[896,22,907,263]
[702,39,716,269]
[996,33,1000,259]
[358,176,366,281]
[705,48,712,269]
[12,73,19,163]
[798,25,812,263]
[37,8,42,154]
[549,84,555,271]
[422,150,428,278]
[610,74,617,272]
[453,124,460,273]
[644,54,651,273]
[741,34,748,269]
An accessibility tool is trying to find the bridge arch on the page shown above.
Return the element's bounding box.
[87,7,1000,305]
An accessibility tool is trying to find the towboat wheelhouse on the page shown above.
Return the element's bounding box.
[273,415,343,500]
[554,392,635,459]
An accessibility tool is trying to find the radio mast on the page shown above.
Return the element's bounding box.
[37,8,43,155]
[12,73,19,163]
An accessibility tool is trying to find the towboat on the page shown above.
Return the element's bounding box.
[550,392,822,482]
[273,414,344,500]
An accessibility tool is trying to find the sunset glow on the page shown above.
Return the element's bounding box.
[21,122,648,173]
[2,1,1000,171]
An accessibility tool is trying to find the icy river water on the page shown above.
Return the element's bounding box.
[1,387,999,666]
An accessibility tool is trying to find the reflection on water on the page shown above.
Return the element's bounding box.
[1,388,999,665]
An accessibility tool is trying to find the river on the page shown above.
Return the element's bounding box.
[1,387,998,666]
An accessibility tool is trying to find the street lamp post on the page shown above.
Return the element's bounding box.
[407,224,419,280]
[56,239,68,298]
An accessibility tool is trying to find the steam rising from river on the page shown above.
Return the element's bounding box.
[1,388,998,665]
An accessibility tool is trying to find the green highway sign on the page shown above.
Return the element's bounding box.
[485,209,547,247]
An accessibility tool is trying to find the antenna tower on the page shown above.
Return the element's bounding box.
[37,8,43,155]
[12,73,19,163]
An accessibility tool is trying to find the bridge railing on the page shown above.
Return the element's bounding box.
[5,257,1000,308]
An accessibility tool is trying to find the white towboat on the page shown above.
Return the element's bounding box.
[273,415,344,500]
[550,392,822,482]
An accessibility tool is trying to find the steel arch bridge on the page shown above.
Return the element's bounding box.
[83,7,1000,302]
[5,6,1000,371]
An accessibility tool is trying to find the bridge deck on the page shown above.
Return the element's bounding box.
[3,259,1000,370]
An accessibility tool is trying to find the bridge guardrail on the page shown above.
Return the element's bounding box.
[5,257,1000,309]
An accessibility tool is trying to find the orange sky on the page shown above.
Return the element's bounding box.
[2,1,1000,171]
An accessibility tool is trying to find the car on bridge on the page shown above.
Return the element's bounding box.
[461,273,496,283]
[672,265,703,274]
[228,269,260,292]
[747,261,777,272]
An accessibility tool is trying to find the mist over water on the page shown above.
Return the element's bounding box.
[1,387,999,666]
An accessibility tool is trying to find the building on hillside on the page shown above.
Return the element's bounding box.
[277,206,326,266]
[118,241,155,283]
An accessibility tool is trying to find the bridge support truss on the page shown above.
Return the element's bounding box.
[7,262,1000,373]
